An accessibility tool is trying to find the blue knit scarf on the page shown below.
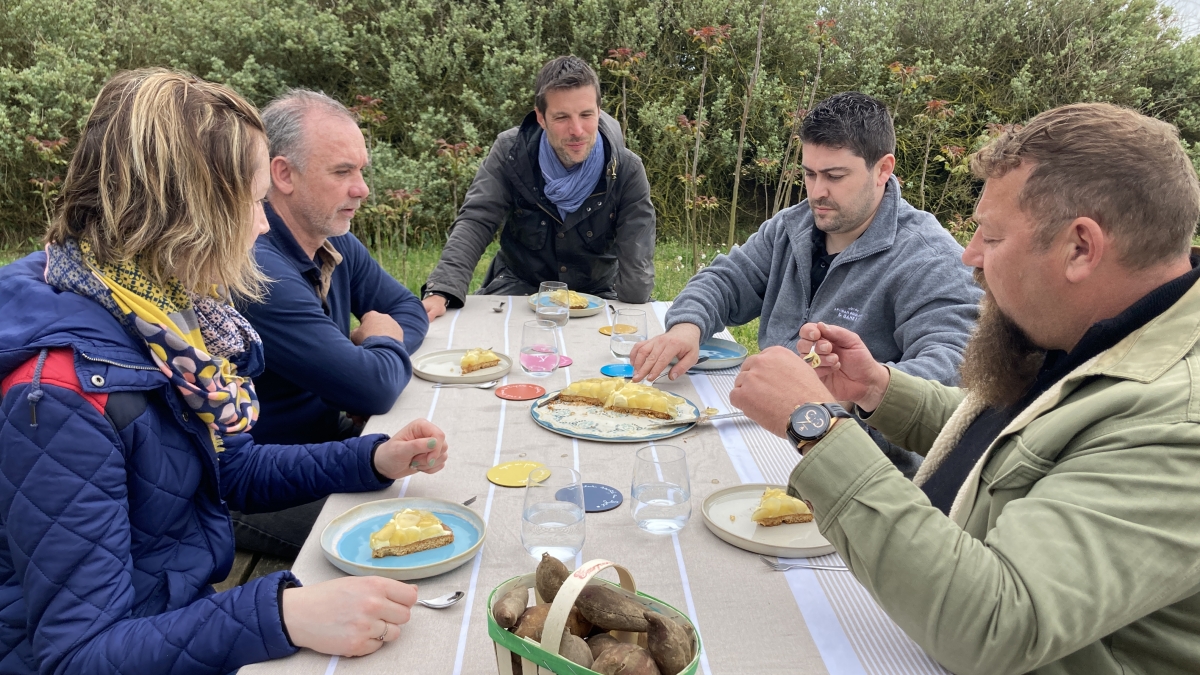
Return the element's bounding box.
[539,131,605,221]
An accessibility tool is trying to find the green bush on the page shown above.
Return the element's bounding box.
[3,0,1199,250]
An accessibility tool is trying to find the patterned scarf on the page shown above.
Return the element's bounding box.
[45,239,260,451]
[539,130,606,220]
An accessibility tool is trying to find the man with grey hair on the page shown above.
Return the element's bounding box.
[421,55,656,320]
[234,89,429,559]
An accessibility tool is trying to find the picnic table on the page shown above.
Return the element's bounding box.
[240,298,950,675]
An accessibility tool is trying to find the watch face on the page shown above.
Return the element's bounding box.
[790,404,831,441]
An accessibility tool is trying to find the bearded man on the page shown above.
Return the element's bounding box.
[632,91,980,476]
[730,102,1200,674]
[421,55,656,319]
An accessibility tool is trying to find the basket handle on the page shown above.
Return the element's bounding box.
[540,559,636,657]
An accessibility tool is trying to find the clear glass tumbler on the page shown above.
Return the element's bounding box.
[519,319,559,377]
[521,466,586,561]
[536,281,570,327]
[609,308,648,363]
[630,445,691,534]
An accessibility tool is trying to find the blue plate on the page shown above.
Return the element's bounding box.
[691,338,749,371]
[600,363,635,378]
[321,497,486,580]
[526,293,606,317]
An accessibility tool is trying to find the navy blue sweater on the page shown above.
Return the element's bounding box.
[244,205,429,444]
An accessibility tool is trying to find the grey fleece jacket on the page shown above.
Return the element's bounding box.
[667,177,981,475]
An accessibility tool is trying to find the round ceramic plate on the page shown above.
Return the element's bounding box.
[701,483,834,558]
[321,497,486,581]
[690,338,749,371]
[413,349,512,384]
[530,390,701,442]
[526,293,606,318]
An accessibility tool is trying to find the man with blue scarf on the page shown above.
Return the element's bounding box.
[421,56,656,319]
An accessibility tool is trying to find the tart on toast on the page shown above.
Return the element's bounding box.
[370,509,454,558]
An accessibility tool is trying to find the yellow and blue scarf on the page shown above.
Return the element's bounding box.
[45,239,260,450]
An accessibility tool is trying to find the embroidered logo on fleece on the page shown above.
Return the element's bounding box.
[834,307,862,322]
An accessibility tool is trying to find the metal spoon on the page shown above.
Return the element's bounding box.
[416,590,465,609]
[433,379,500,389]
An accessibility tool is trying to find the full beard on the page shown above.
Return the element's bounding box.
[958,270,1046,410]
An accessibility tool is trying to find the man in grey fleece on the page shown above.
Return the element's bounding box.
[421,56,655,320]
[631,92,981,476]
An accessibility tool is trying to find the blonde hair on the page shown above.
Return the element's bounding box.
[48,68,268,299]
[971,102,1200,270]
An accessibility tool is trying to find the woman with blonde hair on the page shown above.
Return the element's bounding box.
[0,69,448,673]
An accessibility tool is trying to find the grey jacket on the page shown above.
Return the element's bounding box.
[667,177,981,474]
[423,110,655,305]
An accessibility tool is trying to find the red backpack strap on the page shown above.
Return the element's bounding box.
[1,349,108,423]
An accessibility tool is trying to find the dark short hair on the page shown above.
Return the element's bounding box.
[800,92,896,167]
[534,56,601,114]
[972,102,1200,270]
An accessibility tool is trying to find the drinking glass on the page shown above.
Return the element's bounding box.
[521,466,586,561]
[609,308,648,363]
[519,320,559,377]
[630,445,691,534]
[536,281,570,327]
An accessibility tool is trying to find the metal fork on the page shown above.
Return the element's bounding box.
[758,555,849,572]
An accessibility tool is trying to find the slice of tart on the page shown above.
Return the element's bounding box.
[370,508,454,558]
[461,347,501,373]
[602,381,684,420]
[550,289,589,309]
[750,488,813,527]
[558,377,628,406]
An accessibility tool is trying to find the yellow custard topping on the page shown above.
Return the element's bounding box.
[604,382,684,419]
[560,377,628,405]
[461,347,501,373]
[549,289,589,309]
[369,509,449,551]
[750,488,813,525]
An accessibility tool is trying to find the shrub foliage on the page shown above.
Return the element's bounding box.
[3,0,1199,250]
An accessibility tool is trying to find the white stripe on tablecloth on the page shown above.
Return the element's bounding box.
[325,308,470,674]
[658,300,949,675]
[451,298,513,675]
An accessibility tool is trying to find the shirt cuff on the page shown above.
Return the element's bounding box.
[787,418,892,525]
[854,366,924,439]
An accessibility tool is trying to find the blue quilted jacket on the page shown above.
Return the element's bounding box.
[0,253,395,674]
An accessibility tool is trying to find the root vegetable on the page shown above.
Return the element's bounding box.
[576,585,650,632]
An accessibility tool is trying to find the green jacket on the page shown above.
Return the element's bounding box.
[789,278,1200,675]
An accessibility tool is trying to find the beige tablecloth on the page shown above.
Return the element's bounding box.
[241,298,948,675]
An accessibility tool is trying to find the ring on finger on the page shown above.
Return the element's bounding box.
[376,623,390,641]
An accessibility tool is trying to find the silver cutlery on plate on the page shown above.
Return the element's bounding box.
[758,554,848,572]
[432,380,499,390]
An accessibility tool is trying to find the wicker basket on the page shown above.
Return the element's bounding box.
[486,558,702,675]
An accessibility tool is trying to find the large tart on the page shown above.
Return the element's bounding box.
[370,509,454,558]
[750,488,813,526]
[461,347,501,373]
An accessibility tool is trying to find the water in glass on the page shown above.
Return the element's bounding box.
[522,466,586,561]
[537,281,569,327]
[609,308,648,363]
[630,445,691,534]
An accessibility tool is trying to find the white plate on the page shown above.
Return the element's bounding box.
[321,497,486,581]
[701,483,834,558]
[526,292,606,318]
[530,390,701,443]
[412,348,512,384]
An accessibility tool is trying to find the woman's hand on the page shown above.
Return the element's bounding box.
[372,418,449,479]
[281,576,417,656]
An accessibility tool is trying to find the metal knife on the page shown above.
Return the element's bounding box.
[644,411,745,428]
